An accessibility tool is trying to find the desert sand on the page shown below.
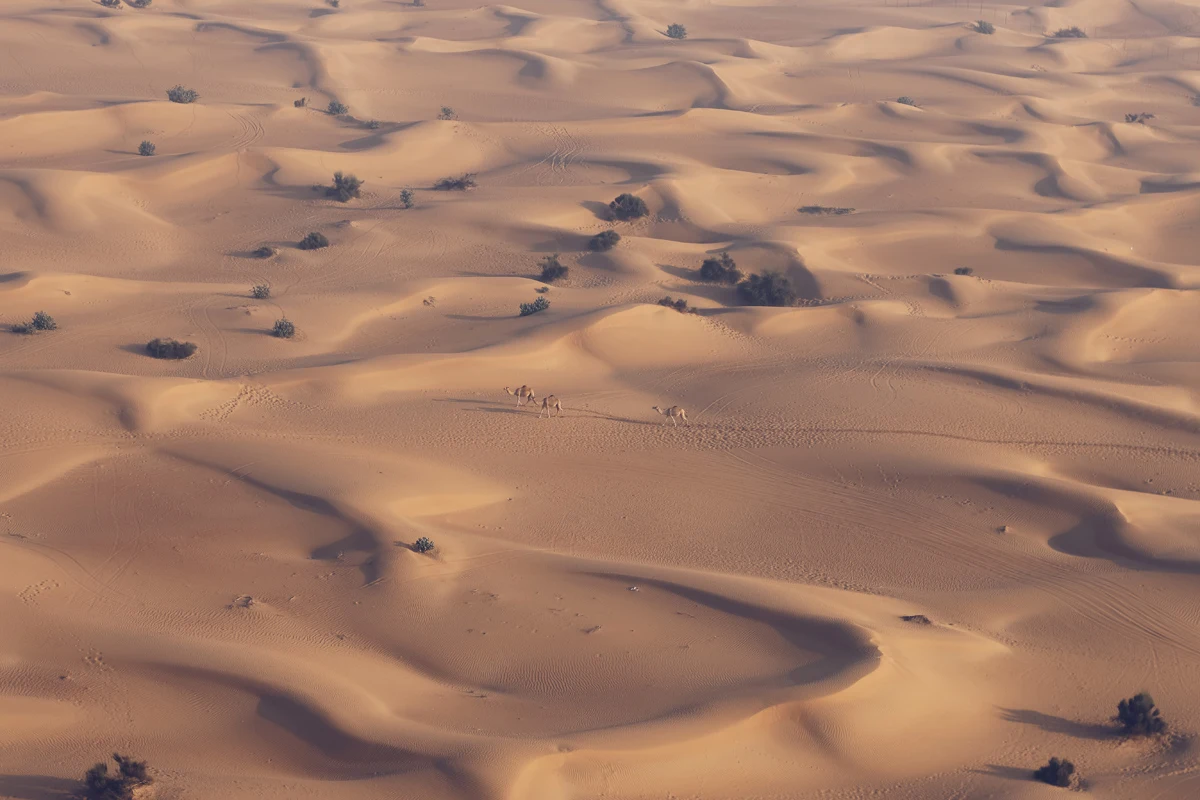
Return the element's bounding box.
[2,0,1200,797]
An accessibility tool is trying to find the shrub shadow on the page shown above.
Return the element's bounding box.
[0,775,79,800]
[1000,708,1114,740]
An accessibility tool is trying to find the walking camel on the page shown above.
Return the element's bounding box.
[651,405,688,426]
[504,386,536,407]
[538,395,563,418]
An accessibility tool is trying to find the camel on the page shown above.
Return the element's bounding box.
[538,395,562,418]
[504,385,535,407]
[651,405,688,426]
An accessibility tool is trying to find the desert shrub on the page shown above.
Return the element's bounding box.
[251,284,271,299]
[896,96,919,107]
[399,188,414,208]
[798,205,854,215]
[366,119,381,130]
[146,338,197,359]
[294,97,307,108]
[327,100,348,115]
[737,272,797,307]
[138,141,155,157]
[954,266,973,275]
[1116,692,1166,736]
[698,251,742,284]
[438,106,457,120]
[84,754,151,800]
[31,311,58,331]
[900,614,932,624]
[520,296,550,316]
[166,85,199,104]
[252,245,275,258]
[1125,112,1155,124]
[1053,26,1087,38]
[657,296,693,313]
[298,232,329,250]
[413,536,435,553]
[538,254,568,283]
[328,0,340,6]
[609,193,648,220]
[414,0,425,6]
[1033,757,1075,788]
[100,0,122,7]
[272,318,296,338]
[588,230,620,251]
[130,0,151,7]
[326,171,363,202]
[974,20,995,34]
[434,174,477,191]
[666,23,687,39]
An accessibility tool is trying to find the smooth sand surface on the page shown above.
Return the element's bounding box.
[2,0,1200,797]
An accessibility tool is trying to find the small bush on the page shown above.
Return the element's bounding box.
[974,20,995,34]
[99,0,122,7]
[84,754,151,800]
[798,205,854,215]
[657,296,693,313]
[272,318,296,338]
[138,140,156,157]
[414,0,425,6]
[413,536,435,553]
[251,284,271,299]
[588,230,621,251]
[1053,26,1087,38]
[399,188,414,208]
[609,193,648,220]
[294,97,307,108]
[326,171,363,202]
[1125,112,1155,124]
[438,106,457,120]
[698,251,742,285]
[146,338,197,359]
[666,23,687,39]
[366,119,381,129]
[166,85,199,104]
[298,232,329,250]
[954,266,974,275]
[31,311,58,331]
[1116,692,1166,736]
[520,296,550,316]
[737,272,797,307]
[130,0,151,7]
[1033,757,1075,788]
[327,100,349,115]
[252,245,275,258]
[328,0,340,6]
[538,254,569,283]
[434,174,477,191]
[896,96,919,107]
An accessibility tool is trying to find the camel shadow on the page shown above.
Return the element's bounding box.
[999,708,1114,740]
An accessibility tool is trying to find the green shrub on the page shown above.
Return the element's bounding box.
[251,284,270,299]
[84,754,151,800]
[166,85,198,104]
[698,251,742,284]
[414,536,435,553]
[1116,692,1166,735]
[974,20,995,34]
[438,106,457,120]
[399,188,414,208]
[1033,757,1074,788]
[588,230,621,251]
[272,318,296,338]
[366,119,381,129]
[294,97,307,108]
[298,232,329,250]
[1053,26,1087,38]
[130,0,151,7]
[896,96,919,107]
[434,174,477,191]
[146,338,197,359]
[737,272,797,306]
[954,266,973,275]
[666,23,687,39]
[657,296,693,313]
[609,193,648,220]
[520,296,550,316]
[326,171,363,202]
[138,140,156,157]
[538,254,568,282]
[327,100,348,115]
[13,311,58,333]
[1125,112,1155,124]
[100,0,122,7]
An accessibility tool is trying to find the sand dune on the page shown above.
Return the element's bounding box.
[3,0,1200,798]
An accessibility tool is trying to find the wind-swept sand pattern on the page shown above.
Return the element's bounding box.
[3,0,1200,798]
